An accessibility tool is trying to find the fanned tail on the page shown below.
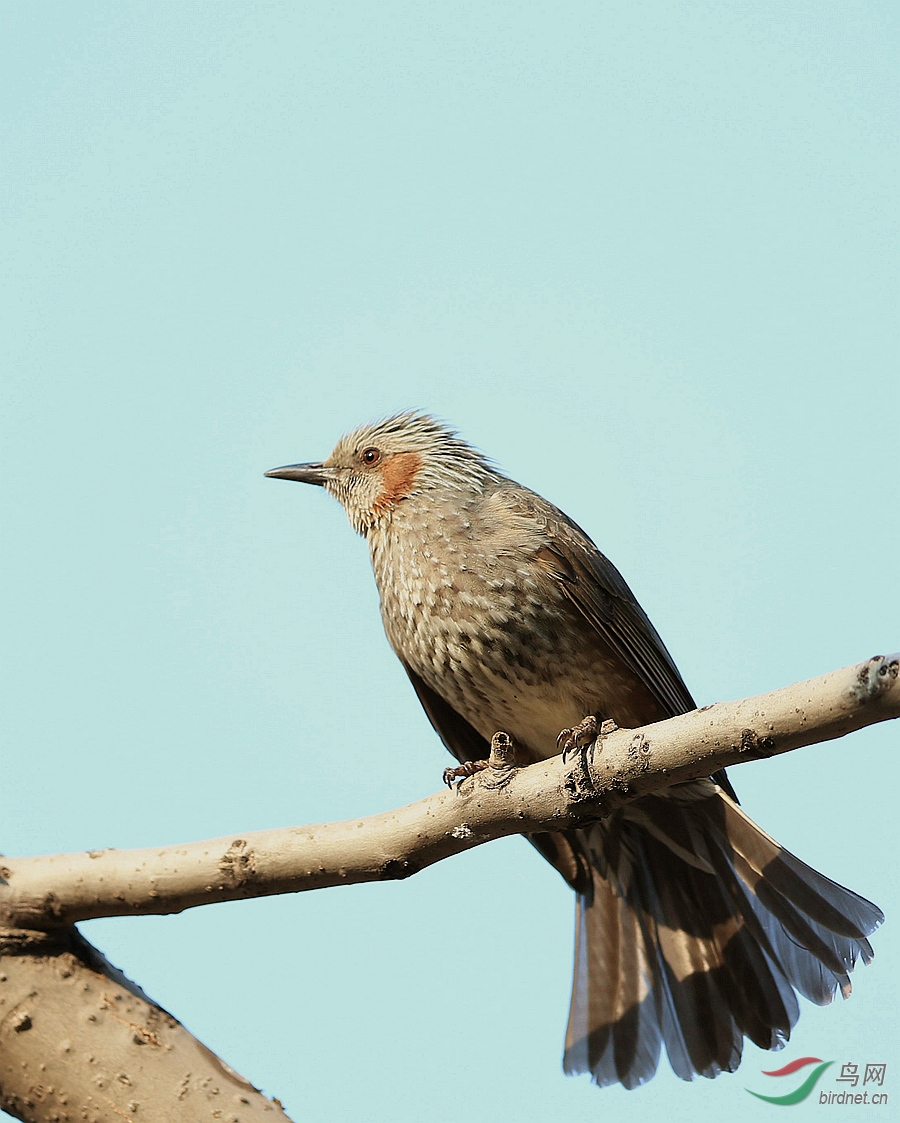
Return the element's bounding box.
[563,784,883,1089]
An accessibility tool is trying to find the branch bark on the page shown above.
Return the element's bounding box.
[2,653,897,930]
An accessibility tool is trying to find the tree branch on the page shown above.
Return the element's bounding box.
[0,653,895,1121]
[2,653,897,932]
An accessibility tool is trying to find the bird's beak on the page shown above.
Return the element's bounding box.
[265,462,332,486]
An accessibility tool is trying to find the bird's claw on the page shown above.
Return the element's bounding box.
[443,759,490,789]
[557,715,616,762]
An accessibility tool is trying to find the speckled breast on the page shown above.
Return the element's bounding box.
[366,490,618,757]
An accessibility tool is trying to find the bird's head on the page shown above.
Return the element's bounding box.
[266,412,494,535]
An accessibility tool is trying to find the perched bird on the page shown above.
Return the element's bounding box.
[267,412,882,1089]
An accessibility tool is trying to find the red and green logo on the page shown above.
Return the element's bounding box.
[746,1057,833,1105]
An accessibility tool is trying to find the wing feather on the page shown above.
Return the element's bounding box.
[505,488,738,800]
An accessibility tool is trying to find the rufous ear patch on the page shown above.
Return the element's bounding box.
[374,451,423,510]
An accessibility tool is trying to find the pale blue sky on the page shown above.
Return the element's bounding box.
[1,3,897,1121]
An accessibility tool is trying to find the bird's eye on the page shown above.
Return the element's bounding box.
[361,447,381,465]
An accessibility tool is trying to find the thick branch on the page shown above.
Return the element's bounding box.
[1,654,896,932]
[0,930,293,1122]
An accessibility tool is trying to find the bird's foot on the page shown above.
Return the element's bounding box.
[443,760,489,788]
[557,715,618,762]
[557,715,599,760]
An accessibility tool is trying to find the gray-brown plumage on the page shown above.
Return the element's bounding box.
[267,412,882,1089]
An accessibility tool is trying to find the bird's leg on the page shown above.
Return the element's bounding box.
[443,731,519,789]
[557,715,618,762]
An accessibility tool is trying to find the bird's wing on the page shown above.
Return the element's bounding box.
[505,486,696,716]
[501,486,738,800]
[401,660,593,892]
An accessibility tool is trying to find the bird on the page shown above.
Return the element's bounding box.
[266,411,882,1090]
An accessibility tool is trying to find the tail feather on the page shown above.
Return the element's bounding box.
[720,796,880,940]
[565,873,666,1088]
[744,879,853,1005]
[752,879,853,983]
[563,785,883,1088]
[649,833,773,1075]
[702,843,802,1038]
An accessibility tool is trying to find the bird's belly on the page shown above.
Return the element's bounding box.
[469,681,586,762]
[454,651,647,762]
